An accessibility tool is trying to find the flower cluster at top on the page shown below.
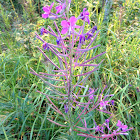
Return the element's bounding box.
[41,1,91,39]
[31,0,132,139]
[39,1,97,51]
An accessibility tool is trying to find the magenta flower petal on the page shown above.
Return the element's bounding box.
[56,8,61,14]
[85,11,89,15]
[69,16,77,26]
[42,2,54,19]
[56,5,62,14]
[56,5,60,10]
[122,125,128,131]
[116,120,129,132]
[75,25,81,28]
[61,16,79,34]
[80,8,90,24]
[43,6,50,12]
[117,120,122,127]
[61,20,69,27]
[83,8,86,13]
[50,2,54,9]
[42,13,49,19]
[89,94,93,99]
[61,28,69,34]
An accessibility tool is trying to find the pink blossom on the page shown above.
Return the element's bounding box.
[80,8,90,24]
[99,101,109,109]
[79,34,86,44]
[42,2,54,19]
[40,27,47,35]
[117,120,128,132]
[56,3,65,14]
[42,43,49,51]
[64,104,68,113]
[88,88,95,99]
[61,16,80,34]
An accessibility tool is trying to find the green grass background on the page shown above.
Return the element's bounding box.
[0,0,139,139]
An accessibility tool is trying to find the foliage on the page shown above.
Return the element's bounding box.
[0,0,139,139]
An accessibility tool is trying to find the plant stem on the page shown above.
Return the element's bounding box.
[67,34,75,139]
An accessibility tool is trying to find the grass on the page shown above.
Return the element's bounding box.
[0,0,140,139]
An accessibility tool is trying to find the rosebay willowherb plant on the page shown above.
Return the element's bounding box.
[30,0,132,139]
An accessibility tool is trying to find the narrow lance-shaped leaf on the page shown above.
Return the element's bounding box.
[75,31,100,60]
[78,88,98,97]
[37,90,68,100]
[37,47,61,70]
[72,74,90,91]
[75,64,98,67]
[75,68,99,77]
[87,30,100,48]
[39,72,68,77]
[47,118,68,127]
[58,53,69,57]
[45,87,68,96]
[75,59,104,67]
[76,44,100,52]
[81,52,106,65]
[42,79,66,89]
[32,70,66,89]
[73,129,102,139]
[49,47,66,64]
[48,25,57,35]
[76,99,91,119]
[52,70,67,72]
[44,29,57,37]
[30,70,65,82]
[85,86,107,114]
[54,21,61,35]
[96,109,112,114]
[36,33,66,49]
[46,95,64,115]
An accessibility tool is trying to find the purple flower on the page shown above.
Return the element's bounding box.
[79,34,86,44]
[99,101,109,109]
[42,2,54,19]
[105,119,110,129]
[86,32,93,40]
[95,125,104,133]
[80,8,90,24]
[56,36,61,45]
[40,27,47,35]
[88,88,92,93]
[85,26,97,40]
[88,88,95,100]
[105,119,110,123]
[89,94,93,100]
[56,3,65,14]
[91,26,97,33]
[111,100,114,105]
[64,104,68,113]
[43,43,49,51]
[61,16,80,34]
[117,120,128,132]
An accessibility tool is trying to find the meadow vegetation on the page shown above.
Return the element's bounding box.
[0,0,139,139]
